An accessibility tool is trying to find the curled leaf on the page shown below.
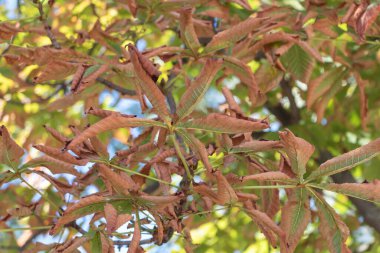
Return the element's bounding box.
[279,129,314,180]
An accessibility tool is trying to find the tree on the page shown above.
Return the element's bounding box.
[1,0,380,252]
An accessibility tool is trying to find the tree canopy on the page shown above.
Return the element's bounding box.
[1,0,380,252]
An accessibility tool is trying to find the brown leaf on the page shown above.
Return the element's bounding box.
[244,202,285,247]
[33,144,88,166]
[215,170,238,204]
[178,113,269,133]
[71,64,91,92]
[50,195,105,235]
[128,45,169,121]
[279,129,314,179]
[0,125,24,166]
[176,58,223,120]
[26,156,80,176]
[179,8,201,55]
[67,114,165,149]
[356,3,380,40]
[33,171,77,198]
[324,180,380,202]
[221,87,243,115]
[128,217,141,253]
[242,171,292,183]
[97,163,138,194]
[33,61,77,83]
[230,140,283,153]
[114,213,132,231]
[43,125,69,144]
[105,203,118,234]
[204,17,269,54]
[280,188,310,252]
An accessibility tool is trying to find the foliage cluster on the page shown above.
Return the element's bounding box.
[1,0,380,252]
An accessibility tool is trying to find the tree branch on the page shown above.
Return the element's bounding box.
[96,77,136,96]
[36,1,61,49]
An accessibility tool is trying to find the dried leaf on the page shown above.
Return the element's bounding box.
[33,144,88,166]
[176,58,223,120]
[177,113,269,133]
[230,140,283,153]
[177,129,213,173]
[50,195,106,235]
[33,170,77,198]
[214,170,238,204]
[203,17,269,54]
[128,44,169,121]
[279,129,314,179]
[67,115,166,149]
[105,203,118,234]
[280,188,310,252]
[97,163,138,194]
[179,8,201,55]
[127,217,141,253]
[323,181,380,202]
[0,125,24,167]
[242,171,292,183]
[356,3,380,40]
[307,138,380,181]
[25,156,80,176]
[245,204,285,246]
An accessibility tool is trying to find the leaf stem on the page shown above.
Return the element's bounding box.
[0,226,51,233]
[170,134,192,183]
[20,175,59,209]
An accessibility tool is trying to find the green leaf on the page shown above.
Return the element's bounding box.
[91,232,102,253]
[309,188,350,253]
[280,44,313,82]
[307,138,380,181]
[280,188,310,252]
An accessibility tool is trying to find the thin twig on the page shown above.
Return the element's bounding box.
[96,77,136,96]
[36,1,61,49]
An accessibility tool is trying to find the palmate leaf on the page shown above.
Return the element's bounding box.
[323,181,380,203]
[176,58,223,121]
[176,113,269,133]
[307,138,380,181]
[309,189,350,253]
[67,114,166,149]
[280,188,311,253]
